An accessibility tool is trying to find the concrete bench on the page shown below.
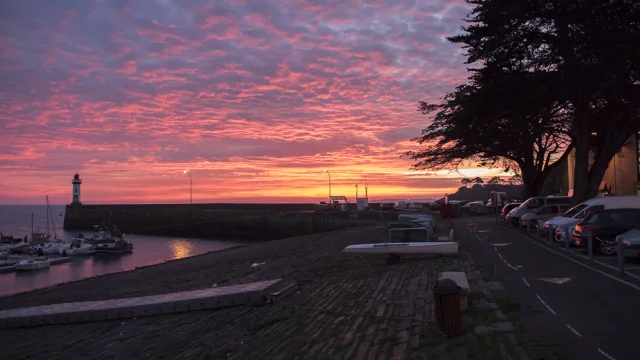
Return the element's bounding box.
[440,271,470,311]
[437,229,455,242]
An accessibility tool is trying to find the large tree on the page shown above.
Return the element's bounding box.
[407,69,572,199]
[450,0,640,203]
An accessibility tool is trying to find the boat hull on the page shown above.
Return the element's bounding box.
[94,245,133,254]
[342,242,458,255]
[15,260,50,271]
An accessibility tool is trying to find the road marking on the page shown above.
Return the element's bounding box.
[536,278,573,285]
[566,324,582,337]
[502,226,640,292]
[490,243,511,247]
[492,244,519,271]
[536,294,556,315]
[477,229,491,233]
[598,348,616,360]
[521,277,531,288]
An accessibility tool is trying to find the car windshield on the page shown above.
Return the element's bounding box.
[563,204,588,218]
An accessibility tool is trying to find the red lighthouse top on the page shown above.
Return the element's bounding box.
[73,173,80,180]
[72,173,82,184]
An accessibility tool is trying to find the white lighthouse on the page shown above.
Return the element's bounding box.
[72,173,82,204]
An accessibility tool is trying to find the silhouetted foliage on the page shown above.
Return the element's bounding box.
[407,68,572,199]
[487,176,506,185]
[448,0,640,203]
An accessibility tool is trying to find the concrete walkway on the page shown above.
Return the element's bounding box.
[0,279,281,328]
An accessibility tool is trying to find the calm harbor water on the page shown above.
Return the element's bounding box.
[0,205,239,296]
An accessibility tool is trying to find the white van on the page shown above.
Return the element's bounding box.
[506,196,572,223]
[544,196,640,241]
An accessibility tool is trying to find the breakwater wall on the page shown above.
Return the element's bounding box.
[63,203,398,240]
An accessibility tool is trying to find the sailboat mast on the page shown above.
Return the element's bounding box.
[31,213,34,236]
[46,195,57,240]
[46,196,50,236]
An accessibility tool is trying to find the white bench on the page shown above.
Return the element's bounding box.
[440,271,470,311]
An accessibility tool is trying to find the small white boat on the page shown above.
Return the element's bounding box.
[342,241,459,255]
[35,242,66,255]
[15,258,50,271]
[62,238,95,255]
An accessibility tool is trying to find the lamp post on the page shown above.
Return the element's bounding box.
[324,170,332,202]
[183,171,192,204]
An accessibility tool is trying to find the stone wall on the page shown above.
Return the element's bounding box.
[63,203,398,240]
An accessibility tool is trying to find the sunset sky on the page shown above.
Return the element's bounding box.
[0,0,510,205]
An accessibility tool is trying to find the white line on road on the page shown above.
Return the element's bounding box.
[598,348,616,360]
[521,277,531,288]
[502,226,640,292]
[566,324,582,337]
[536,294,556,315]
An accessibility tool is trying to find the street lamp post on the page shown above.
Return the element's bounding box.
[324,170,332,203]
[183,171,192,204]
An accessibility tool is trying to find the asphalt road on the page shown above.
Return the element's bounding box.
[460,217,640,360]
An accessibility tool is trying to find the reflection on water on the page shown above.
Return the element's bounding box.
[169,239,195,259]
[0,233,238,297]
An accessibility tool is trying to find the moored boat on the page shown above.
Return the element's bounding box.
[61,238,95,255]
[15,258,51,271]
[94,238,133,254]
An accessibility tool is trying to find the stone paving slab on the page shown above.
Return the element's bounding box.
[0,279,281,329]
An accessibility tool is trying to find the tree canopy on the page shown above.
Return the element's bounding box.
[406,68,572,198]
[450,0,640,203]
[409,0,640,203]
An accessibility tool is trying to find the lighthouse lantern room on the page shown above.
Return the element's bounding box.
[72,173,82,204]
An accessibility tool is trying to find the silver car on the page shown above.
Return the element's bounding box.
[617,228,640,258]
[519,205,571,228]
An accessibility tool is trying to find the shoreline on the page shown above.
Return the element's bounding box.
[0,225,382,310]
[0,244,246,299]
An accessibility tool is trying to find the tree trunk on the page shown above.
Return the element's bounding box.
[584,132,631,199]
[571,126,591,205]
[519,164,544,200]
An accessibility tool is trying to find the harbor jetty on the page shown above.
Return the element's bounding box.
[63,203,396,240]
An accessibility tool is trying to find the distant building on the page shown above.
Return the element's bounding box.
[567,132,640,196]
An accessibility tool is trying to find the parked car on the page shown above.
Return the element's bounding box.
[617,228,640,259]
[547,196,640,242]
[572,208,640,255]
[507,196,572,225]
[463,201,488,215]
[500,203,521,222]
[380,203,395,211]
[520,204,571,228]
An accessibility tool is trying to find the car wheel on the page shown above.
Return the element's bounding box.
[598,237,617,255]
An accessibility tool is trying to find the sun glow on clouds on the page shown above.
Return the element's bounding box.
[0,0,491,205]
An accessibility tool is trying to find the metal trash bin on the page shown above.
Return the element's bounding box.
[433,278,464,336]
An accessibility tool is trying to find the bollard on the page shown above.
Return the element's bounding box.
[587,232,593,261]
[564,228,570,251]
[536,221,541,239]
[617,237,625,277]
[526,220,530,233]
[483,239,489,270]
[494,248,500,278]
[433,278,464,336]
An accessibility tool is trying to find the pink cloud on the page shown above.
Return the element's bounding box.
[0,0,480,204]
